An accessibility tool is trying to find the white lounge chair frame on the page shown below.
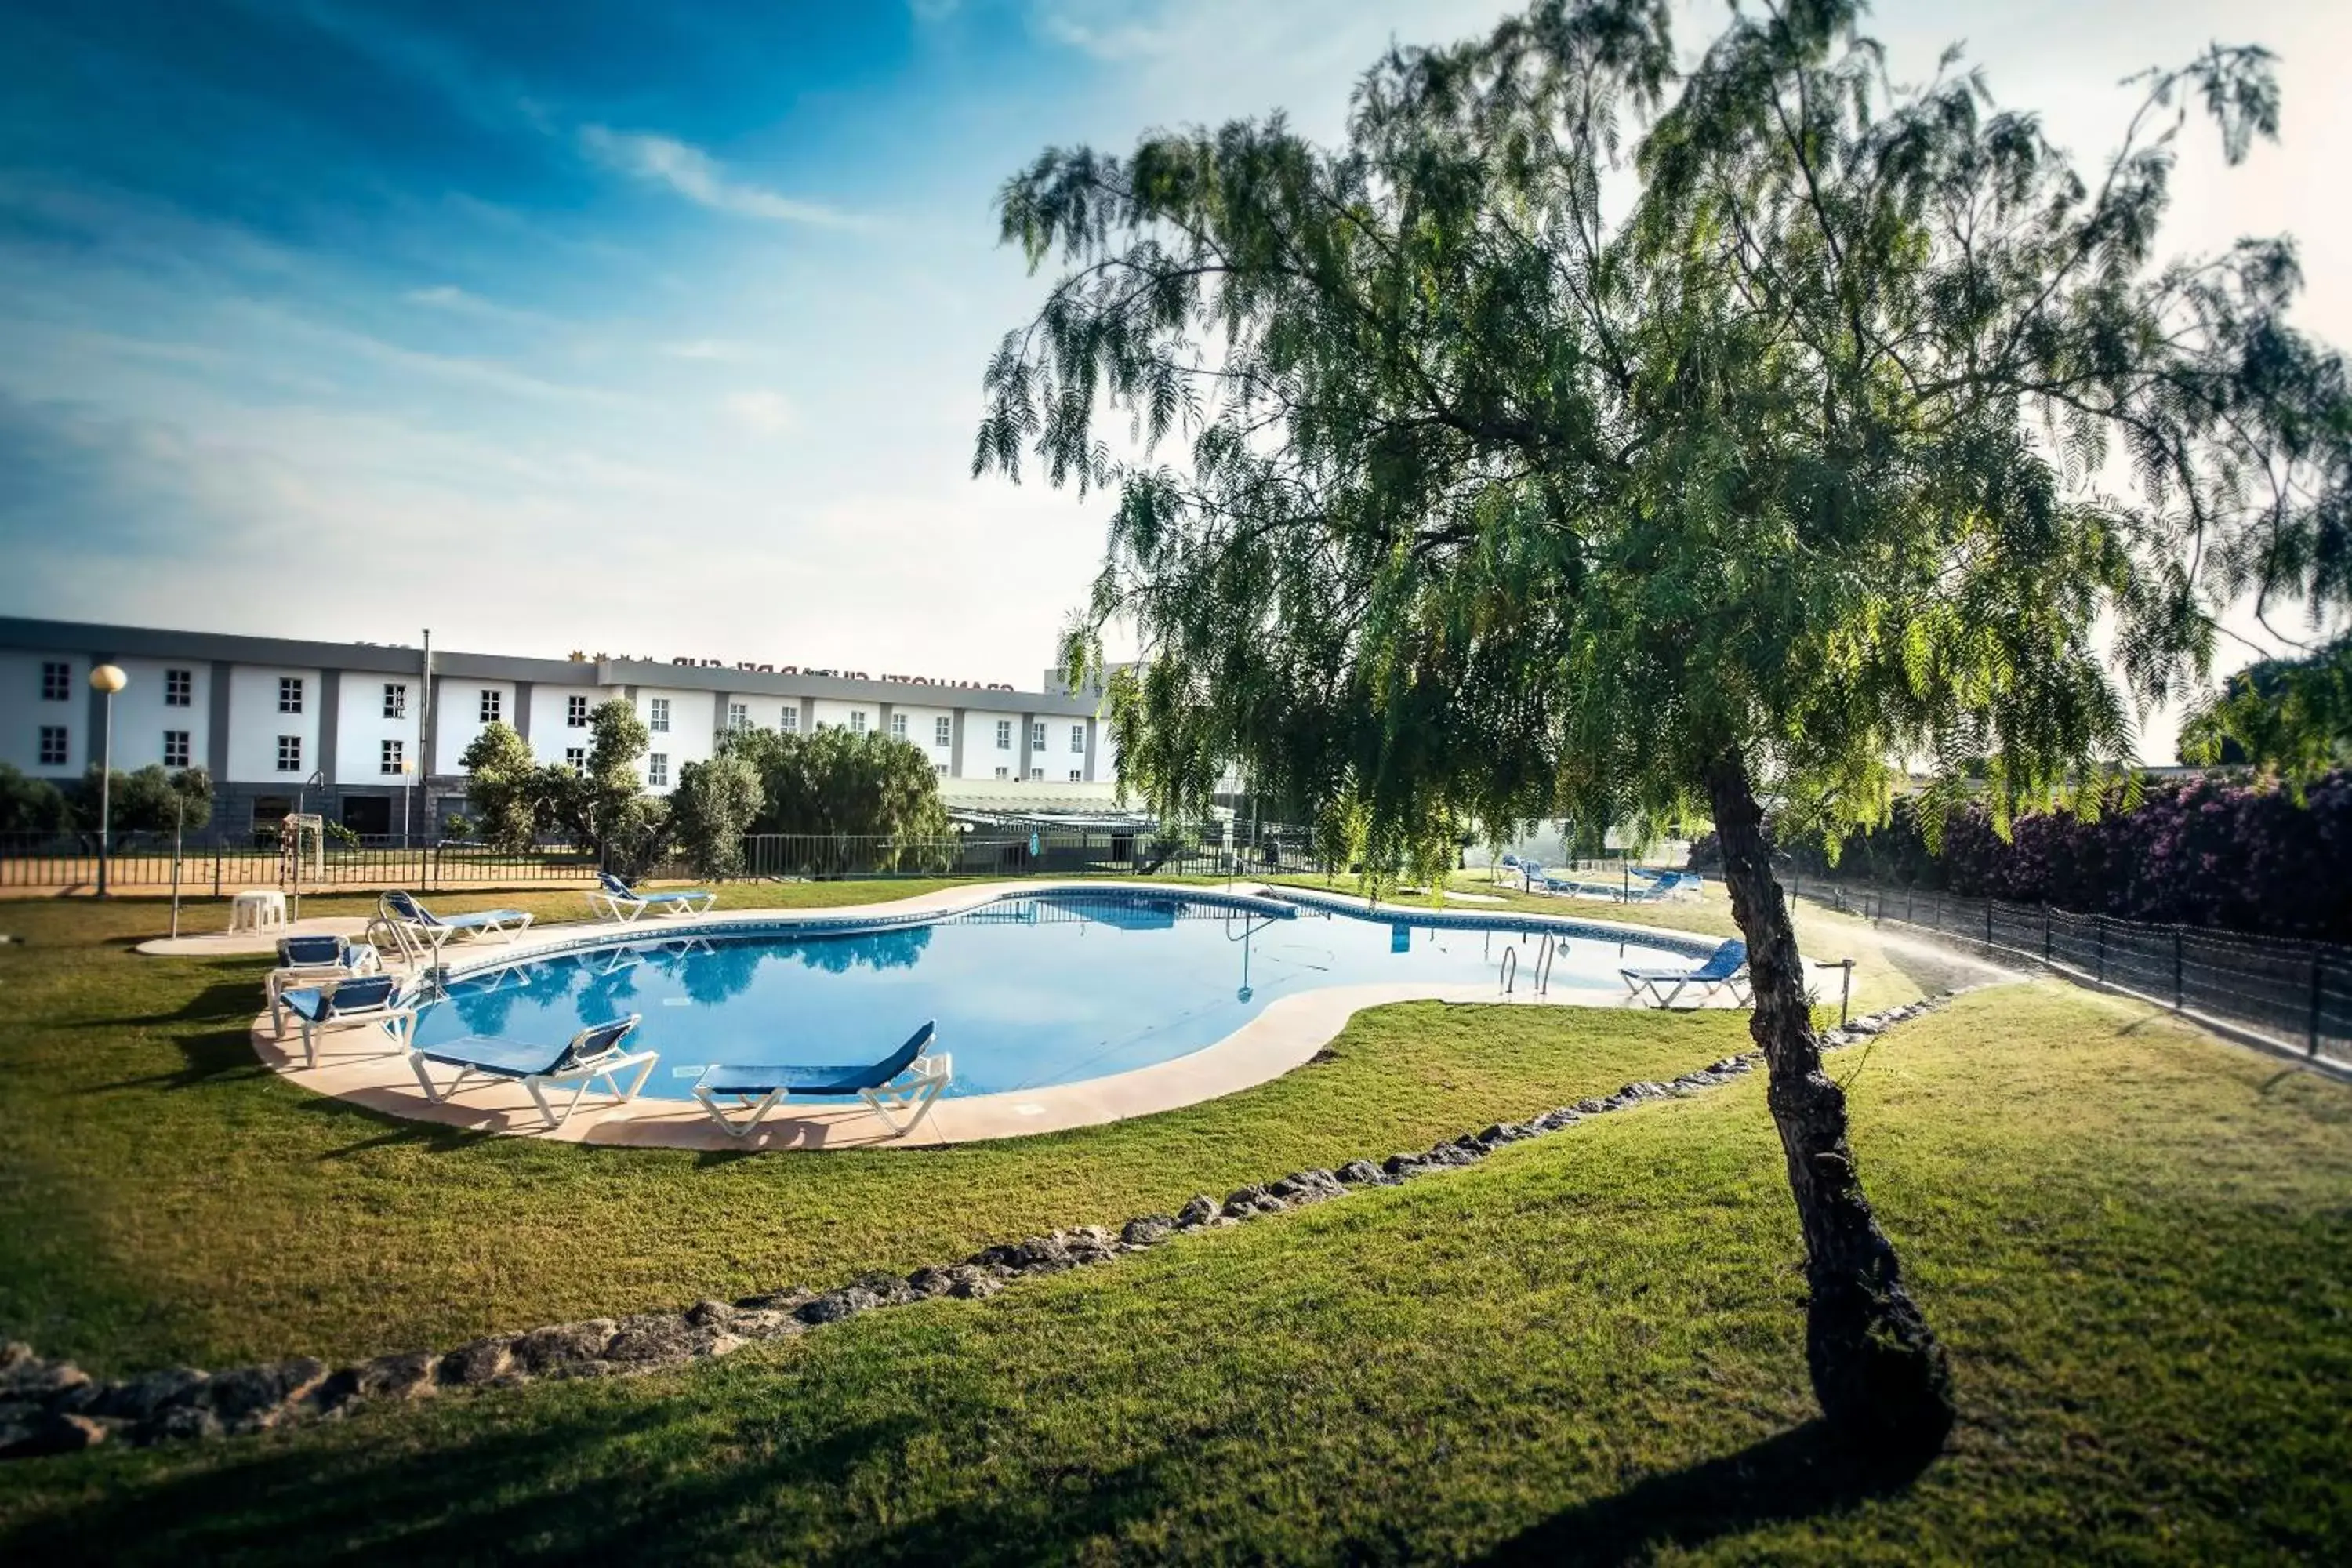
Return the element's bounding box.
[266,944,383,1035]
[586,874,719,924]
[281,980,418,1068]
[373,892,535,961]
[408,1018,658,1131]
[693,1051,953,1142]
[1621,955,1752,1009]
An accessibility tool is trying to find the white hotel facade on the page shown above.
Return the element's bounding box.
[0,618,1119,840]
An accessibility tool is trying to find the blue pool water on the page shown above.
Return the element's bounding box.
[408,891,1694,1100]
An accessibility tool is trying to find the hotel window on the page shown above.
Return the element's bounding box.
[649,697,671,733]
[566,695,590,727]
[39,662,71,702]
[994,720,1011,750]
[382,682,406,718]
[890,713,907,740]
[380,739,405,775]
[647,752,669,787]
[1031,721,1047,751]
[165,668,194,708]
[38,726,67,766]
[564,746,586,775]
[1069,769,1082,782]
[278,677,303,714]
[934,716,951,748]
[993,765,1008,779]
[163,730,191,769]
[479,688,502,724]
[850,710,868,735]
[1028,767,1044,781]
[276,735,303,772]
[727,702,749,732]
[779,706,799,733]
[935,764,949,777]
[1070,724,1084,754]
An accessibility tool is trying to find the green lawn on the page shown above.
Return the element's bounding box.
[2,982,2345,1563]
[0,882,1771,1373]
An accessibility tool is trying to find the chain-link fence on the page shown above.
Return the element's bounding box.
[1791,877,2352,1069]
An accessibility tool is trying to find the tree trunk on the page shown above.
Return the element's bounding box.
[1704,749,1955,1453]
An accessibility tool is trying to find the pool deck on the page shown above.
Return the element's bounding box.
[201,880,1763,1152]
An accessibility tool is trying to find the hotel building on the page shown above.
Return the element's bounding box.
[0,617,1117,840]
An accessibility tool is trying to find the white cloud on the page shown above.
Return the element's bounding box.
[1029,0,1178,61]
[579,125,867,230]
[723,389,795,434]
[663,338,753,361]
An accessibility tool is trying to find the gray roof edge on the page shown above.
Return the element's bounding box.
[0,616,432,674]
[0,618,1098,712]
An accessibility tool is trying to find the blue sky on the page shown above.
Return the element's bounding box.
[1,1,2344,753]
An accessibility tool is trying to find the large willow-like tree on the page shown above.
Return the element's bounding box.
[975,0,2348,1449]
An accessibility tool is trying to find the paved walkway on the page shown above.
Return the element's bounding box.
[139,917,372,957]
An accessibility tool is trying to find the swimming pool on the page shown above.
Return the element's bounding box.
[409,889,1702,1101]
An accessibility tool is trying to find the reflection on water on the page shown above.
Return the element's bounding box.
[413,893,1688,1100]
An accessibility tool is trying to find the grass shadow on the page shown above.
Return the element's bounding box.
[0,1381,1212,1566]
[1473,1420,1941,1566]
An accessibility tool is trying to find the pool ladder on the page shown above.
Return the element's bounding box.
[1499,934,1559,997]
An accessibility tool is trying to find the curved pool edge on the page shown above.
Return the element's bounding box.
[426,880,1297,989]
[1262,885,1726,959]
[242,877,1740,1152]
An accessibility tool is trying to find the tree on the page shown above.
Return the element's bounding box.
[554,698,670,876]
[74,764,213,833]
[457,723,544,854]
[727,728,953,843]
[672,745,764,877]
[975,0,2347,1449]
[2179,633,2352,779]
[0,764,71,835]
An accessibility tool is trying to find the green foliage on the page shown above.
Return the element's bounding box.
[725,727,953,845]
[2179,633,2352,779]
[671,747,764,877]
[977,0,2347,870]
[0,764,71,834]
[456,722,543,854]
[321,818,361,848]
[75,764,213,833]
[572,699,670,877]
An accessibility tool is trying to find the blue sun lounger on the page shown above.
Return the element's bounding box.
[266,934,383,1033]
[408,1015,657,1131]
[376,890,535,960]
[276,974,417,1067]
[1621,939,1751,1008]
[586,871,718,923]
[691,1021,950,1141]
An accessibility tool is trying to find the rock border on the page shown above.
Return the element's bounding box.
[0,996,1946,1461]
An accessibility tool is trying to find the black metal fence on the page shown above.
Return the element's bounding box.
[0,831,598,893]
[0,822,1335,894]
[735,823,1329,882]
[1791,878,2352,1069]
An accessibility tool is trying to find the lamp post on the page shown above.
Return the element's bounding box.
[89,663,127,898]
[400,753,416,849]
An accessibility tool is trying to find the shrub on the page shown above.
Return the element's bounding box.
[1788,772,2352,940]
